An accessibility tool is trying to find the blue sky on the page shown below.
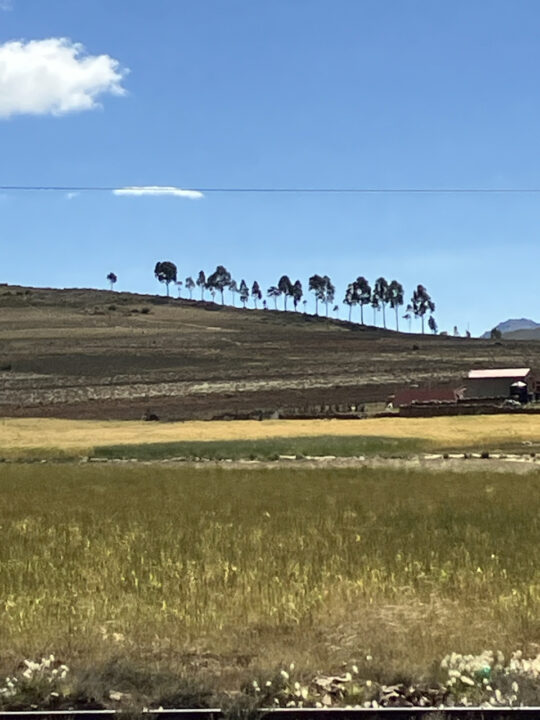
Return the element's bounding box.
[1,0,540,335]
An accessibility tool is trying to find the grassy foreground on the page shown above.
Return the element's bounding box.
[0,463,538,693]
[2,414,540,459]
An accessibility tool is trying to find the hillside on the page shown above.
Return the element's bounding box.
[2,284,540,420]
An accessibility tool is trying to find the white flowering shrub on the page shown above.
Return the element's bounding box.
[242,660,445,710]
[440,650,540,707]
[1,650,539,710]
[0,656,70,709]
[241,650,540,711]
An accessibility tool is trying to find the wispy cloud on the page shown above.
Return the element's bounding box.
[0,38,127,119]
[0,1,13,11]
[113,186,204,199]
[65,192,80,200]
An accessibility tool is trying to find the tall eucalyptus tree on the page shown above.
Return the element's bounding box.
[387,280,404,331]
[251,281,262,308]
[355,276,371,325]
[373,277,389,328]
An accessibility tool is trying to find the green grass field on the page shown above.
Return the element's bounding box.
[92,434,427,460]
[0,462,539,703]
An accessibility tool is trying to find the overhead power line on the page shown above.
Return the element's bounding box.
[4,185,540,194]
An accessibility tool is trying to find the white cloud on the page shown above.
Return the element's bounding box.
[66,192,80,200]
[0,1,13,11]
[113,186,204,199]
[0,38,127,118]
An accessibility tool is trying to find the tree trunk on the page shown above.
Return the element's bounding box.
[373,306,376,325]
[325,301,329,317]
[395,306,399,331]
[382,303,386,328]
[348,305,352,322]
[360,304,364,325]
[315,298,318,315]
[166,283,170,297]
[421,315,425,333]
[284,296,287,311]
[220,290,224,305]
[200,287,204,300]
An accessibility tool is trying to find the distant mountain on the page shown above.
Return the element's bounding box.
[481,318,540,338]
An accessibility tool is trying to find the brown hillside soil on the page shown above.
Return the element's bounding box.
[1,284,538,420]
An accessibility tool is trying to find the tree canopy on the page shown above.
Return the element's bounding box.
[309,274,334,316]
[373,277,389,328]
[251,281,262,308]
[154,261,177,296]
[239,280,249,307]
[355,277,371,324]
[185,276,195,299]
[277,275,294,310]
[206,265,232,304]
[106,272,117,291]
[387,280,404,331]
[292,280,303,311]
[408,284,435,333]
[196,271,206,300]
[267,285,281,309]
[343,282,359,321]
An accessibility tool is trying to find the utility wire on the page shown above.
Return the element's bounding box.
[3,185,540,194]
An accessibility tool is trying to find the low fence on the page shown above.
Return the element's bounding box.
[1,707,540,719]
[399,404,540,418]
[212,403,368,421]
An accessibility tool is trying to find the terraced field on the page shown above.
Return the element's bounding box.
[1,284,539,420]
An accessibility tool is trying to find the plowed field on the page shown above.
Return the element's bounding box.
[2,284,539,420]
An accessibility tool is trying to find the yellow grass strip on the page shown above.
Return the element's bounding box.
[0,414,538,452]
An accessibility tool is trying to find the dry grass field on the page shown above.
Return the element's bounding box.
[2,284,540,421]
[0,463,538,698]
[1,414,539,457]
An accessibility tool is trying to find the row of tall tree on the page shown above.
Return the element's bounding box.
[343,276,435,333]
[107,263,437,333]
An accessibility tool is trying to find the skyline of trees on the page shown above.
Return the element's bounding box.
[111,262,438,333]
